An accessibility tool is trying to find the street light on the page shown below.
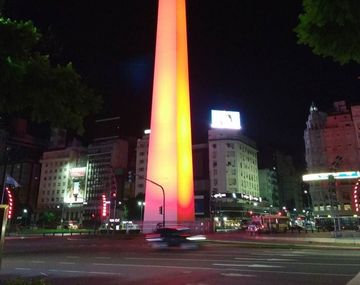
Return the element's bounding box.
[137,201,145,220]
[135,174,165,228]
[138,201,145,232]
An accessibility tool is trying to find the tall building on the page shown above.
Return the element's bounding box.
[258,168,279,208]
[0,118,47,221]
[208,129,260,198]
[135,130,150,197]
[304,101,360,216]
[208,121,261,224]
[193,143,210,217]
[37,141,87,223]
[84,138,130,225]
[275,151,303,212]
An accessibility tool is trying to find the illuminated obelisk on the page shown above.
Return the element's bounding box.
[144,0,194,229]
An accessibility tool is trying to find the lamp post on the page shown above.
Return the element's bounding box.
[138,201,145,232]
[138,201,145,220]
[135,174,165,228]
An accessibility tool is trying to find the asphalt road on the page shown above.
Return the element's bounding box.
[1,235,359,285]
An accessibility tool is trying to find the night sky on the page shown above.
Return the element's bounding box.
[5,0,360,168]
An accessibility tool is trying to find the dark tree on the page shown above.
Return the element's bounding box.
[0,18,102,133]
[295,0,360,64]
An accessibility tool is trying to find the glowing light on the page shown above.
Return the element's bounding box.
[211,110,241,129]
[144,0,194,227]
[302,171,360,181]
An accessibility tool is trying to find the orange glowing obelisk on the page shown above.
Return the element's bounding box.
[144,0,194,229]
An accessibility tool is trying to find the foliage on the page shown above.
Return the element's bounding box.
[0,17,102,133]
[294,0,360,64]
[37,211,56,227]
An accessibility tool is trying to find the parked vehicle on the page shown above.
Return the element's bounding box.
[62,220,79,230]
[146,226,206,249]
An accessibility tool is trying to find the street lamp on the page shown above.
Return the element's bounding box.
[56,204,65,224]
[138,201,145,232]
[135,174,165,228]
[137,201,145,220]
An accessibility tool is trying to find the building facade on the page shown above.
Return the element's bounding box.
[304,101,360,216]
[37,142,87,223]
[258,168,279,208]
[208,128,261,223]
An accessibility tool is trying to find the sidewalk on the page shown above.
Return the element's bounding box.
[205,230,360,249]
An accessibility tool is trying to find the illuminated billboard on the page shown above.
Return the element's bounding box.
[64,167,86,204]
[211,110,241,130]
[302,171,360,182]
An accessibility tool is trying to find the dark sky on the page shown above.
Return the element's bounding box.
[5,0,360,167]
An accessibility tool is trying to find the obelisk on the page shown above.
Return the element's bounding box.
[144,0,194,230]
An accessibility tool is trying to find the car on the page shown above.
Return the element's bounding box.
[62,220,79,230]
[146,226,206,249]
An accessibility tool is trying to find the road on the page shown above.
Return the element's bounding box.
[1,235,359,285]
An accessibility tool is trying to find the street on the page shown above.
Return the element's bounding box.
[1,235,359,285]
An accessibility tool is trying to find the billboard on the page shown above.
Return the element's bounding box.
[211,110,241,130]
[64,167,86,204]
[302,171,360,182]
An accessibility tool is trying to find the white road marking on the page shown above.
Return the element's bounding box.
[58,262,75,265]
[47,269,122,276]
[266,258,296,261]
[221,273,256,277]
[214,263,283,268]
[15,268,31,271]
[66,256,80,259]
[31,260,45,264]
[93,263,215,271]
[95,256,111,259]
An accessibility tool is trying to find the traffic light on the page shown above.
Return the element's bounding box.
[111,191,117,199]
[159,206,163,215]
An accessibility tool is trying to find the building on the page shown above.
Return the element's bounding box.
[134,130,150,197]
[304,101,360,216]
[0,118,47,222]
[258,168,279,208]
[193,143,210,217]
[83,138,130,226]
[208,125,261,225]
[37,140,87,223]
[275,151,303,213]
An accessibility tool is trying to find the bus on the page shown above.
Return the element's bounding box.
[250,214,290,233]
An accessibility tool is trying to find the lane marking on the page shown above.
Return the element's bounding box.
[95,256,111,260]
[214,263,283,268]
[66,256,80,259]
[15,268,31,271]
[93,263,215,271]
[58,262,75,265]
[47,269,122,276]
[31,260,45,264]
[221,273,256,277]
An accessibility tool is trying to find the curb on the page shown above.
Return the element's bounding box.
[206,239,360,250]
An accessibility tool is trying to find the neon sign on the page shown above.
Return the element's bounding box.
[302,171,360,181]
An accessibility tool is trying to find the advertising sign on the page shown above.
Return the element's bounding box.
[211,110,241,130]
[64,167,87,204]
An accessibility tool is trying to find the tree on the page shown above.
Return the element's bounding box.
[0,17,102,133]
[294,0,360,65]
